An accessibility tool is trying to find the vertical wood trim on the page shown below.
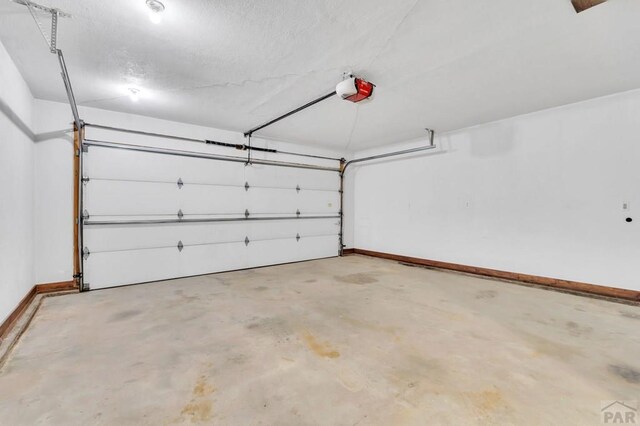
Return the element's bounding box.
[73,125,80,282]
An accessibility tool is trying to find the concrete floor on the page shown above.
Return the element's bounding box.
[0,256,639,425]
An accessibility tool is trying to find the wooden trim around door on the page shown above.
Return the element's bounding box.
[73,125,81,285]
[345,248,640,303]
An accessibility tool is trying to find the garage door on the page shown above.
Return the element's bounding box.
[79,130,341,290]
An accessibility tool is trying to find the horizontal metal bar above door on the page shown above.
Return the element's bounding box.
[84,215,340,226]
[83,122,343,162]
[82,139,341,173]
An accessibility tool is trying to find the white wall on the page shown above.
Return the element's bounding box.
[33,100,346,286]
[0,40,35,324]
[347,89,640,291]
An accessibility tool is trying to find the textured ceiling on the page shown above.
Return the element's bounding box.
[1,0,639,150]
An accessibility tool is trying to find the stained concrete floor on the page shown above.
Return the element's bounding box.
[1,255,639,425]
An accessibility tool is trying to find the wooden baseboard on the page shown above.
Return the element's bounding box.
[36,280,77,294]
[0,286,38,340]
[342,248,355,255]
[345,248,640,302]
[0,280,77,340]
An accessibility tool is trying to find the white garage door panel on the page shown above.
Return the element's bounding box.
[246,188,339,215]
[84,248,182,289]
[82,140,341,289]
[177,242,248,278]
[246,218,339,240]
[85,242,250,289]
[297,190,340,214]
[248,188,297,215]
[87,181,247,217]
[245,165,339,189]
[84,222,248,253]
[86,146,246,184]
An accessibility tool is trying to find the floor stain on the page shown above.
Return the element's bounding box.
[522,332,580,359]
[245,317,291,342]
[179,375,215,423]
[334,273,378,285]
[466,389,504,413]
[253,286,269,292]
[475,290,498,300]
[565,321,593,337]
[619,311,640,320]
[389,354,448,396]
[304,279,317,283]
[460,389,512,422]
[108,309,142,322]
[180,400,212,423]
[608,364,640,384]
[339,314,400,339]
[301,331,340,358]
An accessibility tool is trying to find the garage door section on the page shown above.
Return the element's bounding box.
[80,134,341,290]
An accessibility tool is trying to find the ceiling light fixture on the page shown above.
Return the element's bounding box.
[145,0,165,24]
[128,87,140,102]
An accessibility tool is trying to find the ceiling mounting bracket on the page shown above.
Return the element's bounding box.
[13,0,82,129]
[12,0,71,53]
[49,9,58,53]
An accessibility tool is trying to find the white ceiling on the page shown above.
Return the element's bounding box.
[1,0,639,150]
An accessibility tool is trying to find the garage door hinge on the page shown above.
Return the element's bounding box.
[82,247,90,260]
[244,236,250,246]
[81,144,89,153]
[177,178,184,189]
[296,233,301,242]
[245,181,250,191]
[296,209,301,217]
[245,209,250,218]
[82,209,90,220]
[177,240,183,252]
[296,185,300,193]
[82,281,90,291]
[81,176,90,184]
[177,209,184,220]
